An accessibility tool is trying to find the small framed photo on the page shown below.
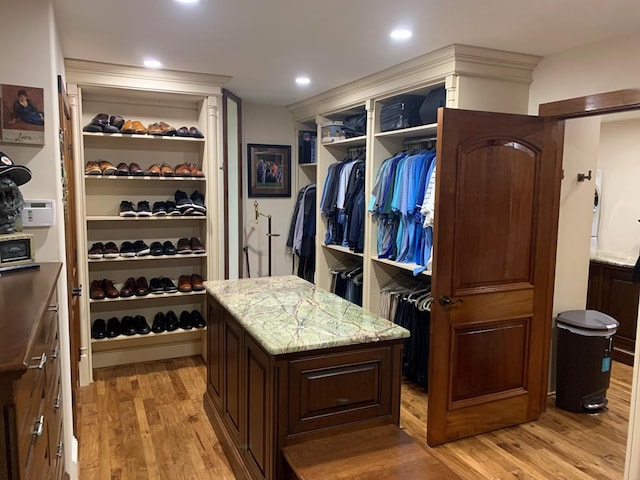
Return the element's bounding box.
[1,84,45,145]
[247,143,291,198]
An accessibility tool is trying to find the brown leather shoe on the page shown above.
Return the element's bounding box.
[146,164,161,176]
[90,280,105,300]
[116,162,130,176]
[191,274,204,291]
[178,274,192,292]
[85,161,102,175]
[148,122,163,135]
[135,277,150,296]
[174,163,191,177]
[177,237,192,254]
[190,237,205,254]
[187,163,204,177]
[121,119,135,133]
[103,279,120,299]
[120,277,136,297]
[159,121,176,136]
[129,162,143,176]
[160,163,174,176]
[99,160,116,175]
[132,121,147,134]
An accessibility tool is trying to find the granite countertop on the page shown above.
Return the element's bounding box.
[204,275,410,355]
[591,250,638,268]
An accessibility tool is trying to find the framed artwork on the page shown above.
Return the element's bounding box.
[247,143,291,197]
[1,84,45,145]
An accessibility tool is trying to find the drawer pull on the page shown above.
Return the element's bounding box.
[56,442,64,458]
[51,344,59,359]
[29,353,47,369]
[32,415,44,437]
[54,394,62,409]
[48,304,59,312]
[336,398,350,405]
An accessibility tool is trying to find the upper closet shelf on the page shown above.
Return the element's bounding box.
[83,132,205,142]
[86,216,206,222]
[372,257,431,277]
[323,244,364,258]
[321,135,367,148]
[374,123,437,139]
[84,175,204,181]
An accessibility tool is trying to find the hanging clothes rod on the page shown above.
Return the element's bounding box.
[403,136,437,150]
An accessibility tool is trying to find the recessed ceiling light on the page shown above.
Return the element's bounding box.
[144,59,162,69]
[296,76,311,86]
[176,0,199,3]
[390,29,412,41]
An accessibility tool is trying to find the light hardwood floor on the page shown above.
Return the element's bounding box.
[78,356,632,480]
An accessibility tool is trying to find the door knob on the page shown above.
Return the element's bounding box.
[439,296,463,306]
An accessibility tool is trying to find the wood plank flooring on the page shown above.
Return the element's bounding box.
[78,357,632,479]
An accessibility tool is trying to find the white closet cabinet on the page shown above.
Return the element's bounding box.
[65,60,229,384]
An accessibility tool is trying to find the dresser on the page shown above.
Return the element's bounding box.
[0,262,65,480]
[203,275,410,480]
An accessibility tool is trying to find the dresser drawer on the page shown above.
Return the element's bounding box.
[288,347,393,434]
[23,401,50,480]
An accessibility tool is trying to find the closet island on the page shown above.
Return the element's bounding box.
[203,275,410,480]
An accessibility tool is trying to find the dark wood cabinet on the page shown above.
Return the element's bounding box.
[0,263,65,480]
[587,260,640,365]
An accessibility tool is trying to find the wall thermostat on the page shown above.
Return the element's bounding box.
[21,199,55,227]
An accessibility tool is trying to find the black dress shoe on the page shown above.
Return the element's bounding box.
[191,310,206,328]
[106,317,122,338]
[150,277,164,294]
[179,310,193,330]
[134,315,151,335]
[151,312,166,333]
[121,316,137,336]
[150,241,164,256]
[163,240,177,255]
[83,113,109,132]
[165,310,179,331]
[162,277,178,293]
[91,319,107,339]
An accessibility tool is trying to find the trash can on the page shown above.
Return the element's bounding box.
[555,309,619,413]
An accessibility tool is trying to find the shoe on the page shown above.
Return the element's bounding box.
[85,161,102,175]
[136,201,152,217]
[102,123,119,134]
[160,163,174,176]
[191,274,204,291]
[90,280,105,300]
[189,126,204,138]
[120,277,136,297]
[98,160,116,175]
[191,310,206,328]
[132,120,147,134]
[175,190,194,215]
[135,277,150,296]
[177,237,192,254]
[150,277,164,294]
[176,126,189,137]
[115,162,130,176]
[120,120,135,134]
[134,315,151,335]
[187,163,204,177]
[88,242,104,259]
[133,240,150,256]
[190,237,205,254]
[119,201,136,217]
[174,163,191,177]
[179,311,193,330]
[178,274,192,292]
[121,316,137,336]
[103,279,120,299]
[163,240,177,255]
[84,113,109,131]
[152,201,167,216]
[119,241,136,257]
[83,122,103,133]
[129,162,144,176]
[145,164,161,176]
[165,201,180,216]
[190,191,206,214]
[151,312,166,333]
[148,122,163,136]
[150,241,164,256]
[159,121,177,136]
[91,319,107,339]
[162,277,178,293]
[165,311,179,331]
[103,241,119,258]
[109,115,125,130]
[106,317,122,338]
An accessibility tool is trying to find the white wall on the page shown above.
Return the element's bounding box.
[242,102,296,278]
[596,118,640,257]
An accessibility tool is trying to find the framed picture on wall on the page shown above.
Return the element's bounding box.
[1,84,45,145]
[247,143,291,197]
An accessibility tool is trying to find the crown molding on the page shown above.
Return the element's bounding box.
[64,59,231,97]
[288,44,541,122]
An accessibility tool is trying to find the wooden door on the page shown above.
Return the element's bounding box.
[58,76,81,436]
[427,108,563,446]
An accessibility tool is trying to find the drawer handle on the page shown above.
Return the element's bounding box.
[48,304,59,312]
[336,398,350,405]
[51,344,59,359]
[54,394,62,410]
[32,415,44,437]
[56,442,64,458]
[29,353,47,369]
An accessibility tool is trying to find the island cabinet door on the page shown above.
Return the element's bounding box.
[206,298,223,409]
[223,310,244,446]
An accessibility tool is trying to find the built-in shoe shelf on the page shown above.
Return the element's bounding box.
[85,175,205,181]
[90,326,206,345]
[86,216,206,221]
[83,131,205,142]
[88,253,207,263]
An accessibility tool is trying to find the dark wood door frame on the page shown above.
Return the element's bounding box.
[539,89,640,118]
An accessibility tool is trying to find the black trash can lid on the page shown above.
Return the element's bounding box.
[557,309,619,331]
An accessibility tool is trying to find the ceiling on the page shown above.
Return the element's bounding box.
[53,0,640,107]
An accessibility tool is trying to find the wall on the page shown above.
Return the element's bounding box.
[596,117,640,257]
[242,102,296,278]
